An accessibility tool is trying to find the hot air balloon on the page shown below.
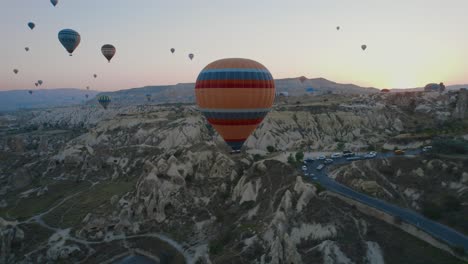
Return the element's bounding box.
[29,90,33,95]
[35,83,38,87]
[146,94,151,102]
[101,44,116,62]
[170,48,175,54]
[13,69,18,74]
[85,94,89,98]
[98,95,111,109]
[189,53,194,60]
[361,44,367,51]
[58,29,81,56]
[25,47,29,52]
[28,22,35,30]
[195,58,275,153]
[93,74,97,78]
[336,26,340,30]
[299,76,307,83]
[38,80,43,85]
[50,0,58,7]
[86,86,90,90]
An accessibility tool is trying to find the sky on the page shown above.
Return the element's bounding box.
[1,0,467,91]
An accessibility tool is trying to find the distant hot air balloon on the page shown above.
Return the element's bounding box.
[195,58,275,152]
[146,94,151,102]
[361,44,367,51]
[170,48,175,54]
[58,29,81,56]
[336,26,340,30]
[189,53,194,60]
[98,95,111,109]
[50,0,58,7]
[38,80,43,85]
[86,86,90,90]
[35,83,38,87]
[93,74,97,78]
[85,94,89,98]
[299,76,307,83]
[25,47,29,52]
[101,44,116,62]
[29,90,33,95]
[28,22,35,30]
[13,69,18,74]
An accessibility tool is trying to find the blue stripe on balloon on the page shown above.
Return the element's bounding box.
[201,110,268,120]
[197,70,273,81]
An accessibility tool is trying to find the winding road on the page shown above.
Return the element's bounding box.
[304,150,468,253]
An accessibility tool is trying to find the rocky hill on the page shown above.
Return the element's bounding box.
[0,92,467,263]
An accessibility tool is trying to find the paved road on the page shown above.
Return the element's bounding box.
[303,150,468,252]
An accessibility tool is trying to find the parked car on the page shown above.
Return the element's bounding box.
[324,159,334,164]
[305,158,314,163]
[312,176,318,180]
[394,149,405,155]
[304,172,309,176]
[422,146,432,152]
[331,153,342,158]
[316,164,325,171]
[317,155,326,160]
[302,165,307,171]
[364,151,377,159]
[343,151,355,157]
[346,156,362,161]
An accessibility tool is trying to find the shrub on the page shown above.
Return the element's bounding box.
[287,154,296,164]
[253,154,263,162]
[337,142,345,151]
[267,146,276,153]
[314,182,325,194]
[433,138,468,155]
[295,151,304,162]
[442,195,461,212]
[421,201,442,220]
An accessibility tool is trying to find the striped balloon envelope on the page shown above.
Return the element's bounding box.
[195,58,275,152]
[98,95,111,109]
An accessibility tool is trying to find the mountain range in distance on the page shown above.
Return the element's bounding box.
[1,77,467,112]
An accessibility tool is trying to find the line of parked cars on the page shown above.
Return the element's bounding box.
[303,150,380,171]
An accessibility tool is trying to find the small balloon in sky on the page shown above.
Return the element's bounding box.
[38,80,43,85]
[29,90,33,95]
[101,44,116,63]
[189,53,194,60]
[50,0,58,7]
[361,44,367,51]
[58,29,81,56]
[336,26,340,30]
[28,22,35,30]
[13,69,18,74]
[171,48,175,54]
[25,47,29,52]
[93,74,97,78]
[86,86,90,90]
[35,83,38,87]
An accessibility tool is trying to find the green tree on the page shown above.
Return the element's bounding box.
[287,154,296,164]
[295,151,304,162]
[337,142,345,151]
[267,146,276,153]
